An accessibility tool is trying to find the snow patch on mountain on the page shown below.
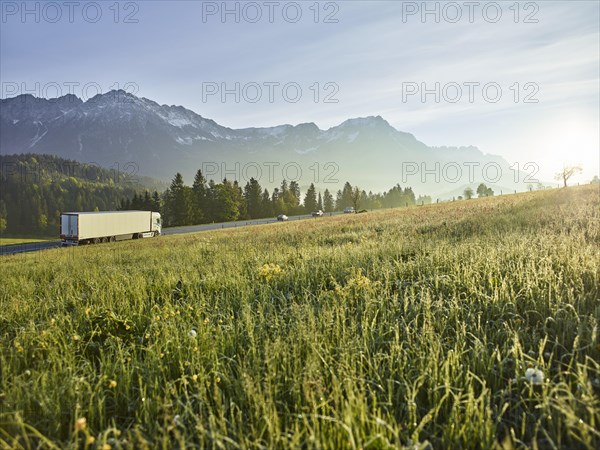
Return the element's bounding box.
[28,121,48,148]
[176,136,192,145]
[168,117,193,128]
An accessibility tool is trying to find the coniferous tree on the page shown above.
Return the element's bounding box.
[351,186,362,211]
[304,183,318,213]
[233,180,247,220]
[205,179,217,221]
[143,191,152,210]
[285,180,301,214]
[244,178,263,219]
[323,189,334,212]
[289,181,301,202]
[261,188,272,217]
[192,169,207,223]
[212,179,240,222]
[404,187,416,205]
[164,173,191,226]
[317,192,323,211]
[131,192,140,209]
[118,198,130,210]
[280,180,288,196]
[272,188,286,215]
[151,191,161,212]
[341,182,354,208]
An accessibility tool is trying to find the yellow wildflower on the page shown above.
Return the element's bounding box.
[75,417,87,431]
[257,263,284,282]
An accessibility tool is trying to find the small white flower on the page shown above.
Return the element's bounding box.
[188,329,197,338]
[525,367,544,385]
[174,415,183,427]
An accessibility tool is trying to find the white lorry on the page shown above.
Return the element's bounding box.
[60,211,161,245]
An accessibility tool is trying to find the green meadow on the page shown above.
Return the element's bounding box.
[1,186,598,449]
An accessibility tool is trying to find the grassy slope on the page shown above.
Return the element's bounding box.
[0,186,599,449]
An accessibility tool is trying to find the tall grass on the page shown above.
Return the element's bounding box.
[1,186,599,449]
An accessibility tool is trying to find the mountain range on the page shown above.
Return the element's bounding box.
[0,91,529,197]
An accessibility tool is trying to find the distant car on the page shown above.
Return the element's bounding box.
[311,210,324,217]
[277,214,288,221]
[343,207,355,214]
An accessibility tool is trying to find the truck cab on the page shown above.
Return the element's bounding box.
[152,212,162,235]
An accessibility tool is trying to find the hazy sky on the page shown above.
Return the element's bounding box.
[1,1,598,181]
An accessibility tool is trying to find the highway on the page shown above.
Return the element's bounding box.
[0,212,339,256]
[0,240,63,256]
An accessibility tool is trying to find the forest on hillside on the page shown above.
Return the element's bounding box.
[0,154,430,235]
[0,154,162,235]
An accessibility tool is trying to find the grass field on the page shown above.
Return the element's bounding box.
[0,237,51,247]
[1,186,599,449]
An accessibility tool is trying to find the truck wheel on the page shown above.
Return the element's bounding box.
[110,236,116,243]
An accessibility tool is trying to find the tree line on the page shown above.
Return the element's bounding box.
[0,154,424,235]
[462,183,495,200]
[151,170,422,227]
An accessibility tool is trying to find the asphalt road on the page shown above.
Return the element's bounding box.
[0,240,63,256]
[1,212,340,256]
[162,212,339,235]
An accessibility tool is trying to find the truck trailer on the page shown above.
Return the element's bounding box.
[60,211,161,245]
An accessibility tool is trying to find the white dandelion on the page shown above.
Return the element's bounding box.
[525,367,544,385]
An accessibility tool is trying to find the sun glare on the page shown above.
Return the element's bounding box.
[536,115,599,180]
